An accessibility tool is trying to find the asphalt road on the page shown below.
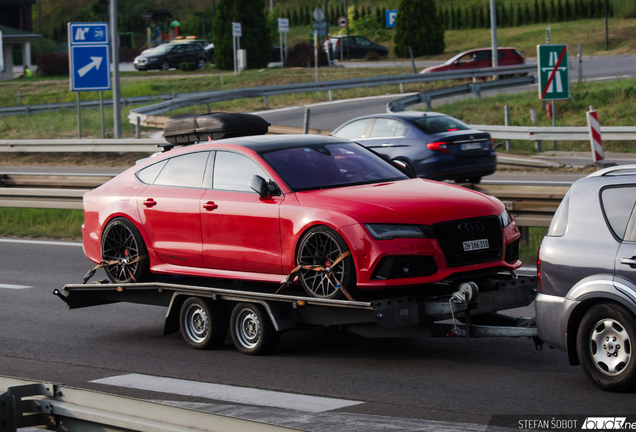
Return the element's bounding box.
[2,238,636,431]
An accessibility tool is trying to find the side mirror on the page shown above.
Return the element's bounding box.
[250,175,271,199]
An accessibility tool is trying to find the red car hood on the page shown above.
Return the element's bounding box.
[294,179,503,225]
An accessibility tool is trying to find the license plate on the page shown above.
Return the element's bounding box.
[463,239,489,251]
[460,142,482,151]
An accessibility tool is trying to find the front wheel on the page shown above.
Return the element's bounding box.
[180,297,228,350]
[160,60,170,71]
[576,303,636,392]
[230,303,279,355]
[296,226,356,299]
[197,58,206,69]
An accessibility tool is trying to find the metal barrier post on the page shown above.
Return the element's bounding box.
[328,89,333,101]
[136,116,141,139]
[578,43,583,83]
[504,106,511,151]
[303,108,310,134]
[264,95,269,109]
[408,46,417,74]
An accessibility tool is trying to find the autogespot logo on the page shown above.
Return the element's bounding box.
[582,417,629,429]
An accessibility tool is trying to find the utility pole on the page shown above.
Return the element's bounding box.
[110,0,122,137]
[490,0,498,76]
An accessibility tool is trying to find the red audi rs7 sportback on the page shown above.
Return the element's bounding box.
[82,133,521,299]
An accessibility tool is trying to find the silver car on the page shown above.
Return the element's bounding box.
[537,165,636,392]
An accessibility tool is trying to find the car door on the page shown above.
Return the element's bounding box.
[137,151,209,268]
[170,44,187,66]
[354,37,373,57]
[610,186,636,284]
[200,151,284,274]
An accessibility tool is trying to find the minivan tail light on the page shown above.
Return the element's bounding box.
[490,137,495,150]
[427,141,450,153]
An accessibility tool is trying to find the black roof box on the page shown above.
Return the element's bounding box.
[162,113,270,147]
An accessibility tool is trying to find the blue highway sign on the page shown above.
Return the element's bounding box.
[68,22,111,91]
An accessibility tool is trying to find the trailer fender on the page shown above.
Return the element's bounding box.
[163,293,298,336]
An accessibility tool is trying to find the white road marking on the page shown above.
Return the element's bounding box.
[0,238,82,247]
[91,373,363,413]
[0,283,32,289]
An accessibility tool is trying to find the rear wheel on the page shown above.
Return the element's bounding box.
[180,297,228,350]
[296,226,356,299]
[230,303,279,355]
[576,303,636,392]
[101,218,150,283]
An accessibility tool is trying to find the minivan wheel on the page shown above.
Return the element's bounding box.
[576,303,636,392]
[160,60,170,71]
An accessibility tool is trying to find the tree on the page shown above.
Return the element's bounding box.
[557,0,564,21]
[534,0,540,22]
[213,0,270,70]
[588,0,596,18]
[394,0,444,57]
[564,0,573,20]
[540,0,548,21]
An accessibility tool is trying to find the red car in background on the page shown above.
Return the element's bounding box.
[83,131,521,300]
[420,47,525,74]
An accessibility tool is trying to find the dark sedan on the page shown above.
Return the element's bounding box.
[133,43,207,71]
[331,112,496,183]
[323,35,388,59]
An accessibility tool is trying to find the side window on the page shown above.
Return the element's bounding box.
[136,160,168,184]
[355,37,371,46]
[185,45,195,52]
[213,151,268,192]
[498,50,506,59]
[333,119,372,139]
[368,118,408,138]
[154,152,208,188]
[475,51,491,61]
[601,186,636,240]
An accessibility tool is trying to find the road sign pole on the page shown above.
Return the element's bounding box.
[552,100,557,150]
[100,91,105,139]
[76,92,81,139]
[280,31,283,68]
[110,0,122,138]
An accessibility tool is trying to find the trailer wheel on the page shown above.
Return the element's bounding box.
[101,218,150,284]
[180,297,228,350]
[296,226,356,299]
[230,303,280,355]
[576,303,636,392]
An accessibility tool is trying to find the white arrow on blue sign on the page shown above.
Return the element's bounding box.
[68,22,111,92]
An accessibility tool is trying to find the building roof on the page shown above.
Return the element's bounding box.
[0,24,40,42]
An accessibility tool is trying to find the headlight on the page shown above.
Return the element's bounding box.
[499,210,513,228]
[365,224,427,240]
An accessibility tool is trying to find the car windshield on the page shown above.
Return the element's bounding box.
[412,116,471,134]
[152,44,173,54]
[261,142,408,191]
[444,52,467,65]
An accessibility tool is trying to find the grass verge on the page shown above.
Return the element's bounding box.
[0,208,83,240]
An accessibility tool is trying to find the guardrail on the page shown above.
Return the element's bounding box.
[128,64,536,126]
[0,375,296,432]
[0,65,535,119]
[387,75,537,112]
[0,173,568,227]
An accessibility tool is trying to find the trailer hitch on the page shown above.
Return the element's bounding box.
[52,289,70,306]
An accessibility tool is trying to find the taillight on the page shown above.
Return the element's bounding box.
[537,245,542,293]
[490,137,495,150]
[426,141,450,153]
[335,39,341,47]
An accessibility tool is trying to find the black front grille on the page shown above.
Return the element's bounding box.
[432,216,502,267]
[371,256,438,280]
[505,239,520,263]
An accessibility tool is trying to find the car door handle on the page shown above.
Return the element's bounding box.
[203,201,218,211]
[620,257,636,266]
[143,198,157,208]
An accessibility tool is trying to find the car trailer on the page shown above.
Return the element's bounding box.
[54,273,540,355]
